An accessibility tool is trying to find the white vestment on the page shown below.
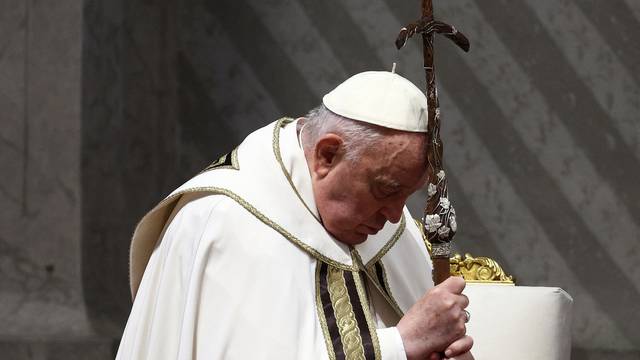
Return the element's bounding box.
[116,118,434,360]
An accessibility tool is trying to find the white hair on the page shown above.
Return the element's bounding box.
[301,104,384,162]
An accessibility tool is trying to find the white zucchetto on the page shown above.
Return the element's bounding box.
[322,71,429,132]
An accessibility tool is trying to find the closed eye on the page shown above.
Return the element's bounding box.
[371,174,402,199]
[375,184,401,199]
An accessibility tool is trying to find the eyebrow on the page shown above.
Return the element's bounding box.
[374,175,402,190]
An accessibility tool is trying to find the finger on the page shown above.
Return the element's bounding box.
[455,315,467,338]
[444,335,473,358]
[457,310,469,329]
[440,276,466,294]
[456,293,469,308]
[447,351,475,360]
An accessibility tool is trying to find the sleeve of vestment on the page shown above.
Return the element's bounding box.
[377,326,408,360]
[116,193,226,360]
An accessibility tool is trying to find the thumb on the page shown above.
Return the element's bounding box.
[439,276,466,294]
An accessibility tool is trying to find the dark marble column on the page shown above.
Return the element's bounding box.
[82,0,179,338]
[0,0,178,357]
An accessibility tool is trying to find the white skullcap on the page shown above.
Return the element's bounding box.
[323,71,429,132]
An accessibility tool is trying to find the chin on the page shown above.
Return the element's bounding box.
[334,231,368,245]
[323,221,369,245]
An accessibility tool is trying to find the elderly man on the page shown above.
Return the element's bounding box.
[117,71,472,360]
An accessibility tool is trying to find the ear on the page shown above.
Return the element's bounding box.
[312,134,344,179]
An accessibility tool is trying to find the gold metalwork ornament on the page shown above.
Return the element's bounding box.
[449,253,514,284]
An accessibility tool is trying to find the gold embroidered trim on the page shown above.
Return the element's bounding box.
[201,147,239,173]
[279,117,296,127]
[352,269,382,360]
[366,260,403,319]
[272,117,323,222]
[354,250,404,319]
[327,266,368,360]
[365,215,406,268]
[316,262,337,360]
[154,187,355,271]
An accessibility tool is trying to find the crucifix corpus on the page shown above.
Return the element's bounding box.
[395,0,470,285]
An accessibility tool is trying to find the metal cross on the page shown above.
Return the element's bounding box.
[395,0,470,285]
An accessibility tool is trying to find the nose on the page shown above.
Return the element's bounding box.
[380,198,405,224]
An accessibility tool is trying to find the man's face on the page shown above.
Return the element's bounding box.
[310,131,428,245]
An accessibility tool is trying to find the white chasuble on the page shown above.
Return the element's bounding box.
[116,118,434,360]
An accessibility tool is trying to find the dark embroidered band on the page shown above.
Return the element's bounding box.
[374,262,390,298]
[201,147,239,172]
[316,261,380,360]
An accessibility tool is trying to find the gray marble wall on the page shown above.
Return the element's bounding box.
[1,0,177,357]
[1,0,84,342]
[1,0,638,358]
[0,0,116,358]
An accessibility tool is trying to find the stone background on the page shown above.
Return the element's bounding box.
[0,0,638,358]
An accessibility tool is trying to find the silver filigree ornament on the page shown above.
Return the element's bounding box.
[425,214,442,232]
[439,197,450,210]
[437,225,450,239]
[450,211,457,233]
[431,242,452,257]
[427,183,437,197]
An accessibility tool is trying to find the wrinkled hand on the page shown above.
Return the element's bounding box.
[396,276,473,360]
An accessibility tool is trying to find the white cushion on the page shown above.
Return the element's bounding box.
[452,285,573,360]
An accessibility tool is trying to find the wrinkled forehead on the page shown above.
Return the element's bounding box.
[372,130,428,164]
[363,133,429,185]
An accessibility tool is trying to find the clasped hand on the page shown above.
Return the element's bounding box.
[397,276,473,360]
